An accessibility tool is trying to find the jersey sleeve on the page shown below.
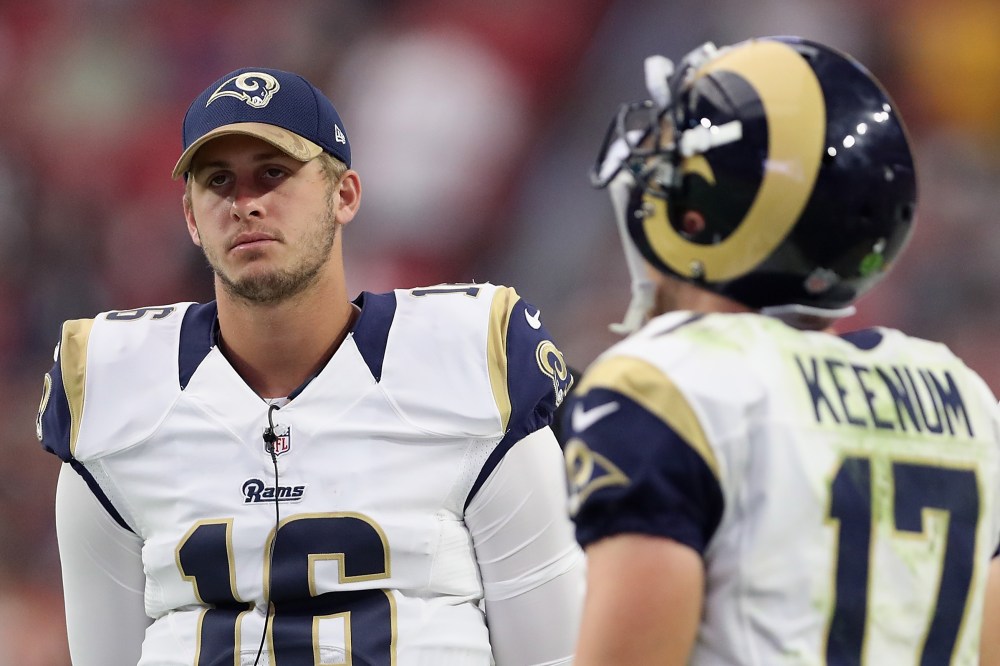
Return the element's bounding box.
[56,465,148,665]
[465,285,574,508]
[37,318,95,462]
[36,304,191,464]
[464,428,585,664]
[562,354,724,553]
[488,286,574,441]
[36,305,195,532]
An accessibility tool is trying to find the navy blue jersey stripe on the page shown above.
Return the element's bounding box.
[69,459,136,534]
[504,297,570,432]
[352,291,396,382]
[840,328,884,350]
[566,388,724,553]
[40,357,73,462]
[550,365,583,445]
[465,294,572,510]
[178,302,218,390]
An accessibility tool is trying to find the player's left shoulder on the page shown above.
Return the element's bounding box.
[483,283,574,419]
[390,282,573,433]
[396,282,529,329]
[395,283,565,368]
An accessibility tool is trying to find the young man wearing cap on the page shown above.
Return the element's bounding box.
[37,68,584,665]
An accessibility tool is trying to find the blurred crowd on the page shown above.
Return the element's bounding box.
[1,0,998,661]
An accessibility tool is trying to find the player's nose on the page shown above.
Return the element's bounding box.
[230,182,264,222]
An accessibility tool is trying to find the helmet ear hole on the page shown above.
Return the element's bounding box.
[681,210,707,238]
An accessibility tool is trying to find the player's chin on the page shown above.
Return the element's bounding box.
[221,270,300,304]
[229,263,283,286]
[219,260,274,285]
[225,249,289,281]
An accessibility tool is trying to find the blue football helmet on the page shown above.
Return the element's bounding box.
[594,36,917,332]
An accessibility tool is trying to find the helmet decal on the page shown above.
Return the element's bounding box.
[642,40,825,282]
[858,239,887,276]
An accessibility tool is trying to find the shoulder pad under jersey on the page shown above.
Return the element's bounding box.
[37,303,195,462]
[372,283,572,439]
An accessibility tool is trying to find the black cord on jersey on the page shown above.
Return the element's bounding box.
[253,403,281,666]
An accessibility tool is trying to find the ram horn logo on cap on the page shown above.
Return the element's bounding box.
[206,72,281,109]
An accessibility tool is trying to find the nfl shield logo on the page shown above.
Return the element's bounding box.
[264,424,292,457]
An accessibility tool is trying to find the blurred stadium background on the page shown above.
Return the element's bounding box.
[2,0,999,661]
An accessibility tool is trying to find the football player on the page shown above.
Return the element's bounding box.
[562,36,1000,664]
[37,67,584,665]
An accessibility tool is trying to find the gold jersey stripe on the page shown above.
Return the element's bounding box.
[577,356,719,477]
[487,286,519,431]
[60,318,95,458]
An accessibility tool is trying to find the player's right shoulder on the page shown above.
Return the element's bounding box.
[37,303,198,463]
[583,311,772,421]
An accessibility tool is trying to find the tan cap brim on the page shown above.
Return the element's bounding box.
[171,122,324,180]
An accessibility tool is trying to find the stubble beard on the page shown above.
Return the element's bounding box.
[201,192,340,305]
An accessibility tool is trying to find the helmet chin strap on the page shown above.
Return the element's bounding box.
[607,170,657,335]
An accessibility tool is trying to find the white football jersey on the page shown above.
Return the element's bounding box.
[38,283,575,665]
[565,311,1000,665]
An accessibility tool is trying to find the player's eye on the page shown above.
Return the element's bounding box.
[207,172,232,188]
[262,166,288,181]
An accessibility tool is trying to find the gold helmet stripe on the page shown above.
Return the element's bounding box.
[681,154,717,185]
[643,40,826,281]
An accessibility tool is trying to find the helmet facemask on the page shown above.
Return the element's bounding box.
[593,98,676,334]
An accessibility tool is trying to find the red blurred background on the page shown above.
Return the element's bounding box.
[3,0,999,661]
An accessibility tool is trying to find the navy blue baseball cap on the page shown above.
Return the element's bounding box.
[172,67,351,179]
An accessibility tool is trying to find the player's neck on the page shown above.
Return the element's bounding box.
[655,277,754,316]
[214,277,358,400]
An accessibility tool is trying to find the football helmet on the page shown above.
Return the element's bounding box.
[594,36,917,332]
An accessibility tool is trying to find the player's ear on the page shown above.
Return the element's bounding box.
[334,170,361,226]
[182,193,202,247]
